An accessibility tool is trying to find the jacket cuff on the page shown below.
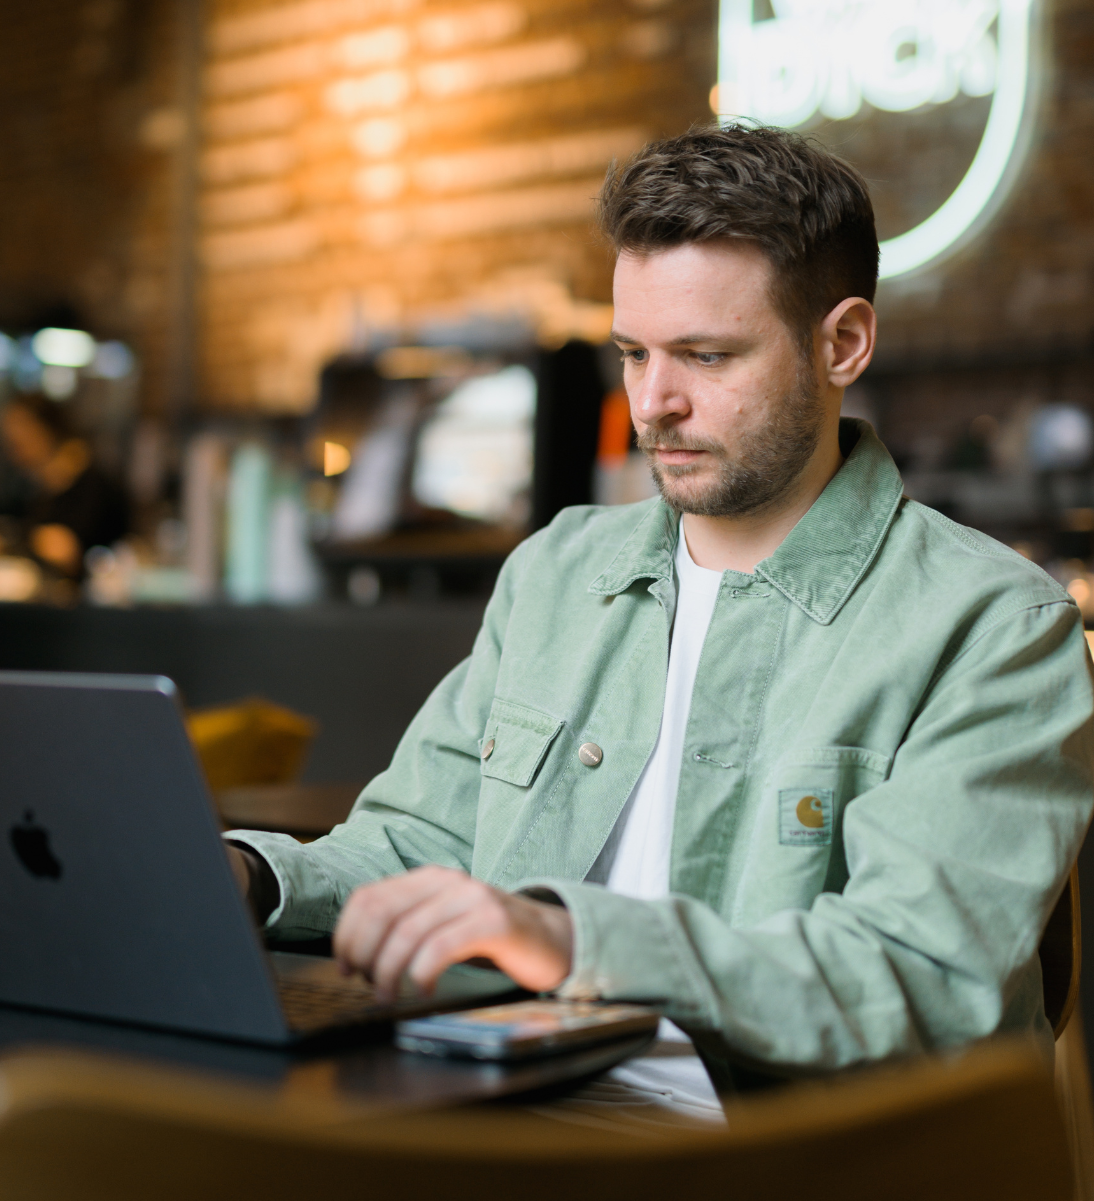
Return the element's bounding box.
[222,830,342,938]
[514,877,713,1025]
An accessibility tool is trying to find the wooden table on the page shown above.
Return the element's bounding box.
[216,783,361,839]
[0,1002,653,1121]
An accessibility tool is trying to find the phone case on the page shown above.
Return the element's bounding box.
[395,999,660,1060]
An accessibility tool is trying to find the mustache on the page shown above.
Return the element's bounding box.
[635,426,726,458]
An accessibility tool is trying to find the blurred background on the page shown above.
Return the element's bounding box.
[0,0,1091,789]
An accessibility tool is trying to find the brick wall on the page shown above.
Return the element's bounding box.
[870,0,1094,372]
[858,0,1094,545]
[196,0,715,412]
[0,0,1092,430]
[0,0,187,416]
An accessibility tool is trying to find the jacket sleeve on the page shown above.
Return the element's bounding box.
[522,599,1094,1076]
[227,535,534,940]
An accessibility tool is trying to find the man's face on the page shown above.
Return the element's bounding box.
[611,240,825,518]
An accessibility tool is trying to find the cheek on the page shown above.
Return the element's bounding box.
[692,373,783,441]
[725,359,795,416]
[696,383,748,429]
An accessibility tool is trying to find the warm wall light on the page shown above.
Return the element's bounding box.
[198,0,647,411]
[323,441,352,476]
[717,0,1038,280]
[412,128,645,194]
[0,557,41,602]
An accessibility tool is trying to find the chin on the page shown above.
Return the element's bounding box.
[653,474,718,513]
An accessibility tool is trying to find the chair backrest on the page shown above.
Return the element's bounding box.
[0,1038,1071,1201]
[1040,863,1082,1039]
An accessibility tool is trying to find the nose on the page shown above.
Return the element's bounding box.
[629,351,692,429]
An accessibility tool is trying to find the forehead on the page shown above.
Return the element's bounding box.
[612,241,778,338]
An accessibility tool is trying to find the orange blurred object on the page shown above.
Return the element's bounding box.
[597,388,633,465]
[187,698,318,791]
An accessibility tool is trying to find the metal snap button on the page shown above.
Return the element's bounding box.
[481,738,495,760]
[578,742,603,767]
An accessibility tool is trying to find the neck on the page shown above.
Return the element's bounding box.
[681,423,845,574]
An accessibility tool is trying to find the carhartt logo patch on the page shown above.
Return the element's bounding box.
[779,788,834,846]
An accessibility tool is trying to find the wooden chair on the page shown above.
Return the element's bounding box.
[1042,864,1082,1039]
[0,1037,1070,1201]
[1043,866,1090,1194]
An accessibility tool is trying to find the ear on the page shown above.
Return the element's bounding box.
[819,297,876,389]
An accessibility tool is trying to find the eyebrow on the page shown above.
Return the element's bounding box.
[610,331,742,347]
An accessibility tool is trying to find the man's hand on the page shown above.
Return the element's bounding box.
[226,844,251,897]
[225,843,281,924]
[332,866,574,1001]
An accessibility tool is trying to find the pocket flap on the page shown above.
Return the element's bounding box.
[777,745,892,778]
[480,699,563,788]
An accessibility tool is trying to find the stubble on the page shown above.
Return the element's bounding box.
[636,363,825,518]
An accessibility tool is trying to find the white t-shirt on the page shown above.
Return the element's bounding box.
[587,526,723,895]
[583,524,727,1122]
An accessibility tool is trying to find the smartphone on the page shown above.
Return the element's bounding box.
[395,998,660,1060]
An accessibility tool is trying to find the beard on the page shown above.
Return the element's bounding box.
[636,366,825,518]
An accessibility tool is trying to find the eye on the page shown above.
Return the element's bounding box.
[692,352,726,366]
[621,348,647,364]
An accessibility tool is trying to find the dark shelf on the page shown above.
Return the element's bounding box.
[318,525,525,567]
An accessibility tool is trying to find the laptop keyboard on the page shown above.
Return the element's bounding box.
[277,977,383,1033]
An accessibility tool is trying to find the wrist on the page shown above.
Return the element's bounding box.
[524,894,574,989]
[225,841,281,924]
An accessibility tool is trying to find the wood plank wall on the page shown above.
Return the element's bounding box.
[197,0,716,413]
[2,1,1094,417]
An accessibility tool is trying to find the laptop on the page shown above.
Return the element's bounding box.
[0,671,515,1044]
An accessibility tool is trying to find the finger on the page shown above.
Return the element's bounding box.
[335,885,431,976]
[333,867,462,974]
[333,887,405,975]
[403,912,499,997]
[371,882,495,999]
[408,895,573,994]
[334,866,472,973]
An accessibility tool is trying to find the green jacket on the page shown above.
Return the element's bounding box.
[232,421,1094,1080]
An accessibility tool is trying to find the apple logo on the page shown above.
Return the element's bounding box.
[9,810,62,880]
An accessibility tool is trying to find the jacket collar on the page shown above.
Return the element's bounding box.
[588,419,905,625]
[588,496,679,595]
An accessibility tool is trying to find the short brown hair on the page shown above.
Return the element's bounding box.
[598,123,879,347]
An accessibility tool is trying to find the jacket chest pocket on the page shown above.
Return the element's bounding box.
[733,745,892,925]
[479,699,563,788]
[775,746,892,852]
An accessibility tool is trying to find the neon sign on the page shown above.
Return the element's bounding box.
[717,1,1037,279]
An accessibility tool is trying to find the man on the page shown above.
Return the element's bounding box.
[228,125,1094,1094]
